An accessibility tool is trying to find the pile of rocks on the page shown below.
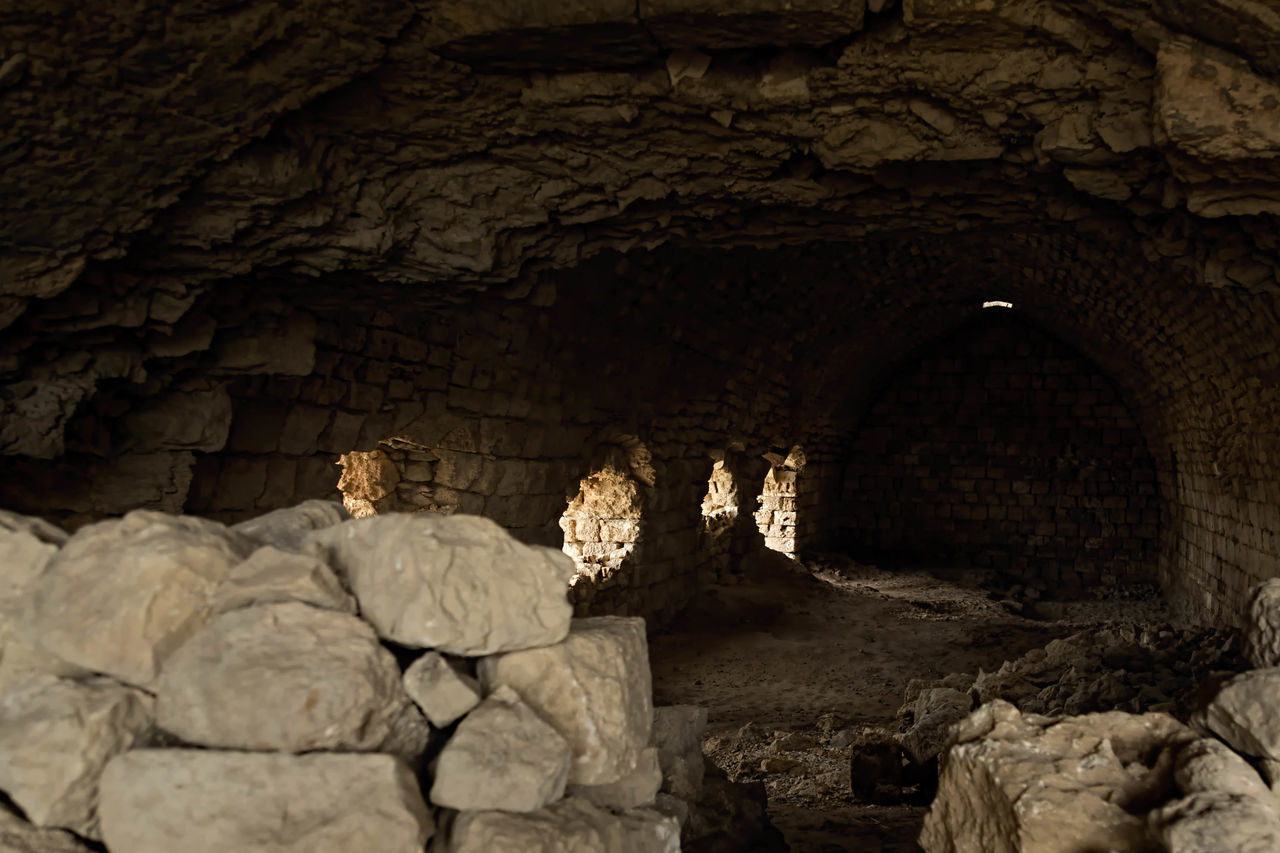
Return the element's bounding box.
[0,502,726,852]
[920,580,1280,852]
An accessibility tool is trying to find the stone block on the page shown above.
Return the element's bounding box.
[652,705,708,799]
[446,797,679,853]
[429,685,571,812]
[480,617,653,785]
[1206,668,1280,760]
[156,602,406,752]
[308,513,573,655]
[212,546,355,614]
[569,746,663,810]
[99,750,432,853]
[403,651,482,727]
[30,511,248,688]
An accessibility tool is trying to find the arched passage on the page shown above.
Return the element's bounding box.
[841,311,1159,588]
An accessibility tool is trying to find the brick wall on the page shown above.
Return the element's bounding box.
[841,314,1159,588]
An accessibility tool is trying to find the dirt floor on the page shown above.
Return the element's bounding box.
[649,551,1171,852]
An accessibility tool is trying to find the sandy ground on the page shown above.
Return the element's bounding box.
[649,552,1169,851]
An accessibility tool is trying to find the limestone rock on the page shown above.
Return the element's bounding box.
[652,704,708,799]
[429,685,571,812]
[0,803,94,853]
[212,545,355,614]
[1205,669,1280,760]
[447,797,680,853]
[378,701,438,772]
[1244,580,1280,669]
[28,511,247,688]
[230,499,350,551]
[0,678,153,838]
[902,687,972,765]
[569,746,663,810]
[99,749,432,853]
[1175,738,1273,801]
[920,700,1195,853]
[308,513,574,655]
[155,602,405,752]
[480,616,653,785]
[1150,790,1280,853]
[404,651,482,727]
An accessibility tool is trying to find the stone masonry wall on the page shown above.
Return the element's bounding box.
[841,315,1159,588]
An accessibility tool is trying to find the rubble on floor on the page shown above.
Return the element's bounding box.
[0,502,778,852]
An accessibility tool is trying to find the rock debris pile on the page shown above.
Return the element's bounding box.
[0,501,757,852]
[921,579,1280,853]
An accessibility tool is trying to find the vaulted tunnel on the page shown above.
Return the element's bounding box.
[7,4,1280,847]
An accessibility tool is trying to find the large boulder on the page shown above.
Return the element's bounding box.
[446,797,680,853]
[903,687,972,765]
[230,499,349,551]
[1244,580,1280,668]
[920,700,1194,853]
[1150,791,1280,852]
[155,602,406,752]
[430,685,571,812]
[652,704,708,800]
[0,678,153,838]
[1205,668,1280,760]
[29,511,248,688]
[480,616,653,785]
[1175,738,1273,800]
[99,750,432,853]
[308,514,573,655]
[403,651,482,727]
[212,545,355,614]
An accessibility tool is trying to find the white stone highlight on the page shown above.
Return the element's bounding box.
[569,746,663,810]
[99,750,432,853]
[480,616,653,785]
[308,513,574,655]
[0,678,153,837]
[430,685,571,812]
[155,602,406,752]
[403,651,482,727]
[29,511,248,688]
[1206,668,1280,760]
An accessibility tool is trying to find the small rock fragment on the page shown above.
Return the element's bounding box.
[404,651,482,727]
[230,499,349,551]
[212,545,355,614]
[652,705,708,799]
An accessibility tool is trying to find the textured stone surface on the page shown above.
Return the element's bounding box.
[0,804,94,853]
[230,499,350,551]
[156,602,405,752]
[1244,580,1280,669]
[309,513,574,654]
[652,704,709,799]
[403,651,482,727]
[1175,737,1273,801]
[212,545,355,614]
[480,616,653,785]
[100,749,432,853]
[29,511,247,688]
[1206,668,1280,760]
[569,746,663,810]
[1150,790,1280,853]
[429,685,571,812]
[447,797,680,853]
[902,687,972,765]
[920,700,1195,853]
[0,678,153,838]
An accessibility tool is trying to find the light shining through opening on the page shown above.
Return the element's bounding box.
[983,300,1014,309]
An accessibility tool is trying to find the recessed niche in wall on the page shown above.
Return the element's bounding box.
[559,445,646,584]
[755,445,805,557]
